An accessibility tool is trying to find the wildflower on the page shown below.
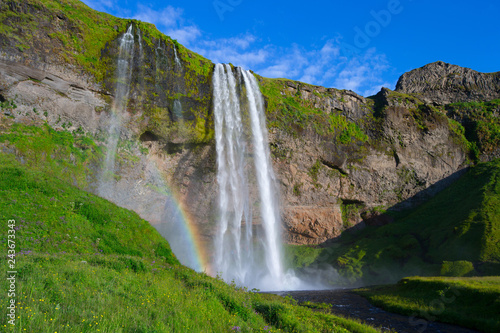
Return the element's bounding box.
[231,326,241,332]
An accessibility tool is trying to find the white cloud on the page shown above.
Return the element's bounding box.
[81,0,116,12]
[251,42,391,96]
[100,3,394,96]
[166,26,201,45]
[193,34,268,69]
[363,82,393,97]
[133,5,182,28]
[131,5,201,45]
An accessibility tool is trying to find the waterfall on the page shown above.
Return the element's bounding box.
[241,70,284,284]
[137,27,144,62]
[213,64,294,291]
[98,25,134,198]
[173,100,183,121]
[173,45,182,70]
[173,45,183,120]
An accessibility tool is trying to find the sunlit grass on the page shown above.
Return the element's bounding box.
[357,276,500,333]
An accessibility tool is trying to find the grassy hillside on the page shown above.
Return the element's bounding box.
[287,159,500,285]
[357,276,500,333]
[445,99,500,156]
[0,154,380,332]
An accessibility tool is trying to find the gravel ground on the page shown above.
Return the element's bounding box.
[270,289,479,333]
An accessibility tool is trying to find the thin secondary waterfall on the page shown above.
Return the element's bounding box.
[137,27,144,62]
[173,46,182,70]
[213,64,288,291]
[98,25,134,197]
[173,45,183,121]
[173,100,183,120]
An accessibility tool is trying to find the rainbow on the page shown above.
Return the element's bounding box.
[165,189,210,274]
[138,159,210,274]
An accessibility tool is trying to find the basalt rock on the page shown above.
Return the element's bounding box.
[395,61,500,104]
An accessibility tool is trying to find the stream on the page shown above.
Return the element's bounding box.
[272,289,479,333]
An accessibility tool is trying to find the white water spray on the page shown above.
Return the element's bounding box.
[213,64,300,291]
[173,100,183,120]
[98,25,134,198]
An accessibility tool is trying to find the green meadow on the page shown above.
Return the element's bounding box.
[357,276,500,333]
[0,153,379,332]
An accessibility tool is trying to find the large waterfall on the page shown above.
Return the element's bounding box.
[213,64,294,291]
[97,25,134,197]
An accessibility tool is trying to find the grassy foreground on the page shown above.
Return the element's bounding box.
[0,154,378,332]
[356,276,500,333]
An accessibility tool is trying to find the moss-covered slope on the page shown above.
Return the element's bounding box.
[288,159,500,285]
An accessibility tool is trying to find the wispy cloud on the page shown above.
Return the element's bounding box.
[132,5,182,27]
[86,2,394,96]
[192,34,268,69]
[81,0,116,12]
[131,5,201,45]
[251,42,391,96]
[167,26,201,45]
[333,48,390,94]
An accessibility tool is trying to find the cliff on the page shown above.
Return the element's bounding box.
[396,61,500,104]
[1,0,499,250]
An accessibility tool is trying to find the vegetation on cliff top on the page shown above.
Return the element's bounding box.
[446,99,500,155]
[258,76,368,146]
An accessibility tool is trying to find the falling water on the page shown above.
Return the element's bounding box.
[213,64,252,286]
[137,27,144,62]
[213,64,297,291]
[98,25,134,198]
[241,70,284,285]
[173,46,182,70]
[173,100,183,121]
[173,44,183,120]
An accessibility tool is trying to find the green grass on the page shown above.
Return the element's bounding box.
[445,99,500,155]
[0,122,102,188]
[257,77,368,145]
[284,245,324,269]
[0,154,379,332]
[0,154,177,260]
[290,159,500,285]
[356,276,500,333]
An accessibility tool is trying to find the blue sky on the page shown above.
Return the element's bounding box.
[81,0,499,97]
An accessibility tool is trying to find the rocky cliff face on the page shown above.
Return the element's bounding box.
[265,84,468,244]
[1,0,498,250]
[396,61,500,104]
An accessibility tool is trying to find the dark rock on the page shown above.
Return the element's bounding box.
[361,211,394,226]
[395,61,500,104]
